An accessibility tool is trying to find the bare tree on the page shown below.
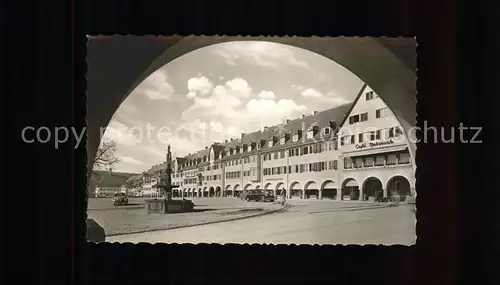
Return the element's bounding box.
[93,140,121,170]
[87,140,121,198]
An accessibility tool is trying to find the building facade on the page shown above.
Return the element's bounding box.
[93,169,137,197]
[144,83,415,202]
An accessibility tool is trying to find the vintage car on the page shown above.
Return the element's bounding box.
[241,190,275,202]
[113,192,129,206]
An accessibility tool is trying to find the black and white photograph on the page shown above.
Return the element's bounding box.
[86,35,417,245]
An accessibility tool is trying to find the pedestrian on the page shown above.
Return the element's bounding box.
[281,188,287,206]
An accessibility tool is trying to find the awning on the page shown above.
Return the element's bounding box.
[344,145,408,158]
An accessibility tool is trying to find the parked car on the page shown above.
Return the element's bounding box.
[113,192,129,206]
[241,190,274,202]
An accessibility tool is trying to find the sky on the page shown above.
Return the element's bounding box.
[100,40,365,173]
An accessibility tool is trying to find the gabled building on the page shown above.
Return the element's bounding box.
[337,84,415,201]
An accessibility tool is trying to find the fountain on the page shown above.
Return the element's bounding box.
[145,145,194,214]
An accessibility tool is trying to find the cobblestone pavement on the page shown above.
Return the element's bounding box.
[106,199,416,245]
[87,198,284,236]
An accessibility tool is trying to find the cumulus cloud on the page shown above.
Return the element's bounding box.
[300,88,350,106]
[258,90,276,100]
[187,76,214,96]
[225,78,252,98]
[213,41,312,71]
[130,68,175,101]
[181,78,307,137]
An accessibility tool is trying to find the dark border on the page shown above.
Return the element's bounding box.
[4,0,497,284]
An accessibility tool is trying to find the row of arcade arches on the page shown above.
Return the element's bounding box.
[183,175,412,201]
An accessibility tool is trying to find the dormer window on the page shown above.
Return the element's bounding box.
[268,140,274,147]
[280,137,286,145]
[240,146,244,154]
[226,150,230,156]
[306,130,314,139]
[292,134,299,142]
[247,144,252,152]
[256,143,261,150]
[324,127,331,135]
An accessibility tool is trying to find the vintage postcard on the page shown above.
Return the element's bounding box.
[85,35,417,245]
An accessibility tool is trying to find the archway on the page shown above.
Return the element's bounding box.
[215,186,221,197]
[362,177,383,201]
[198,188,202,198]
[342,178,360,201]
[202,187,207,198]
[387,176,412,202]
[275,182,285,197]
[304,181,319,199]
[209,187,215,198]
[87,36,416,183]
[264,183,273,196]
[225,185,232,197]
[320,180,338,200]
[289,182,302,199]
[234,184,241,197]
[243,184,252,191]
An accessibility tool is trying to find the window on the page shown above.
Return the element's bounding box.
[292,134,299,142]
[280,137,286,145]
[248,145,252,152]
[268,140,274,147]
[303,146,309,155]
[387,155,397,165]
[388,128,395,138]
[306,131,314,139]
[256,143,261,150]
[358,133,364,143]
[364,157,374,167]
[376,130,381,140]
[294,148,299,156]
[349,114,360,124]
[344,158,353,169]
[240,147,244,154]
[376,107,390,118]
[299,164,304,173]
[375,156,385,166]
[350,135,355,144]
[365,91,375,100]
[333,139,338,150]
[324,127,331,135]
[274,152,279,159]
[395,127,403,137]
[333,160,338,170]
[279,150,285,159]
[354,158,363,168]
[370,131,376,141]
[399,153,411,164]
[360,112,368,122]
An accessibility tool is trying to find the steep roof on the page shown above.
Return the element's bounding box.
[94,170,138,187]
[337,83,368,129]
[214,102,353,160]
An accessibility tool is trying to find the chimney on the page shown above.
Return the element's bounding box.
[205,146,208,150]
[241,132,246,139]
[313,110,318,115]
[301,114,306,119]
[263,126,269,131]
[286,119,291,124]
[224,139,228,143]
[108,167,113,175]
